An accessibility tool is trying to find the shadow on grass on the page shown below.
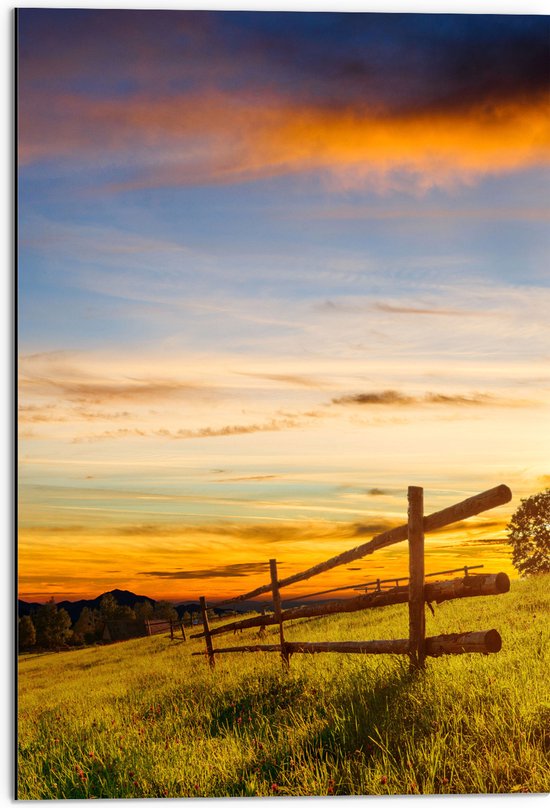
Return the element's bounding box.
[209,659,436,796]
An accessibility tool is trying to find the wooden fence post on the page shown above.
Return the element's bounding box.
[270,558,290,668]
[200,596,216,668]
[169,620,174,641]
[408,485,426,671]
[181,621,186,641]
[145,619,151,637]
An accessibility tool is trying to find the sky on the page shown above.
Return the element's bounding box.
[17,7,550,604]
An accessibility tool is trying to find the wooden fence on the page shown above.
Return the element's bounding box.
[145,618,187,641]
[192,484,512,671]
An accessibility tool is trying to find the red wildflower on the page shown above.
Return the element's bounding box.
[271,783,279,792]
[380,776,388,785]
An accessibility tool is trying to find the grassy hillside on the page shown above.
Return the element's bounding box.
[18,574,549,798]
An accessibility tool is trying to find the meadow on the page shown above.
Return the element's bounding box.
[18,574,549,799]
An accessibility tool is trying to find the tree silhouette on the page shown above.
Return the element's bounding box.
[19,615,36,651]
[33,599,72,648]
[134,600,154,622]
[507,489,550,576]
[154,600,178,623]
[73,607,97,643]
[99,593,119,622]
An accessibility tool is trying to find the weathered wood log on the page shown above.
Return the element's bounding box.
[219,484,512,603]
[425,629,502,656]
[408,486,425,671]
[190,573,510,639]
[191,612,277,639]
[425,572,510,603]
[192,630,502,658]
[199,596,215,668]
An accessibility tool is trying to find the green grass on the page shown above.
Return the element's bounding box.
[18,574,550,798]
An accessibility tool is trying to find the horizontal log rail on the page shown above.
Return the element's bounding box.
[219,484,511,604]
[192,629,502,658]
[293,564,486,601]
[191,572,509,639]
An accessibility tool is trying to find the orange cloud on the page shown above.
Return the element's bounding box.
[19,91,550,190]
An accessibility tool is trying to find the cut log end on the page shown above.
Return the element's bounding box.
[485,628,503,653]
[426,629,502,656]
[495,572,511,593]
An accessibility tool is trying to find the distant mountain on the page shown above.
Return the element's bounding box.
[18,590,337,625]
[18,589,158,624]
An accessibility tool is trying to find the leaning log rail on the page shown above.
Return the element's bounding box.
[215,484,511,605]
[192,484,512,670]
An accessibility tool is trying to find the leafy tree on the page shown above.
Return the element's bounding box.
[134,600,154,622]
[99,593,119,622]
[73,607,96,642]
[153,600,178,623]
[33,599,72,649]
[507,489,550,576]
[115,605,137,621]
[182,610,191,626]
[19,615,36,651]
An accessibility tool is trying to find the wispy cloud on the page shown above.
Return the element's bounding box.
[299,205,550,223]
[236,372,323,388]
[332,390,531,408]
[22,376,200,405]
[74,416,311,443]
[138,562,273,579]
[375,303,486,317]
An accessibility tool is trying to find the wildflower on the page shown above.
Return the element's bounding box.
[271,783,279,793]
[441,777,449,785]
[380,776,388,785]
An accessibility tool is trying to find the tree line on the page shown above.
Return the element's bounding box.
[18,592,194,653]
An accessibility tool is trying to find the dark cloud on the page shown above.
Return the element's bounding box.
[333,391,413,406]
[424,393,491,406]
[138,562,273,579]
[368,488,388,496]
[353,520,398,536]
[332,391,525,408]
[19,11,549,114]
[39,377,198,404]
[19,10,549,180]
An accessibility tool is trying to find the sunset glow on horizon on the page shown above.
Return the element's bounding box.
[18,9,550,604]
